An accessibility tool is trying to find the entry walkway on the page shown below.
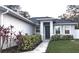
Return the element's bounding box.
[26,40,50,53]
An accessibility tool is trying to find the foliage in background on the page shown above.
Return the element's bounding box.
[59,5,79,20]
[5,5,21,12]
[59,5,79,29]
[5,5,30,19]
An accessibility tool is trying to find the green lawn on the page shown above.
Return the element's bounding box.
[46,40,79,53]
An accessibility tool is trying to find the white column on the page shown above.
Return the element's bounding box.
[40,21,44,40]
[60,26,62,35]
[50,21,53,37]
[61,25,63,35]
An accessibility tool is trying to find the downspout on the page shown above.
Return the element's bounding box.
[1,10,9,26]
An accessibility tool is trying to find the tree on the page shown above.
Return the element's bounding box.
[5,5,30,19]
[58,14,68,19]
[67,5,79,16]
[59,5,79,22]
[59,5,79,29]
[5,5,21,12]
[19,11,30,19]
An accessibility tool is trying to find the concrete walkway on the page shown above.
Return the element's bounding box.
[26,40,50,53]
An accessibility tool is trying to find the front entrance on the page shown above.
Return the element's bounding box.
[44,22,50,39]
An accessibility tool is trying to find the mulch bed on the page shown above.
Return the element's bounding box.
[2,41,42,53]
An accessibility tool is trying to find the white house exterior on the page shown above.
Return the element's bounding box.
[0,6,35,49]
[31,17,78,40]
[0,6,35,35]
[0,6,79,49]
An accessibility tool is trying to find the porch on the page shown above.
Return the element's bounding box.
[40,21,53,40]
[39,21,78,40]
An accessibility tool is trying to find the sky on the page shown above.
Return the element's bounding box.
[0,0,79,18]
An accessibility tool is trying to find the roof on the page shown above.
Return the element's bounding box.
[0,6,35,25]
[54,19,76,23]
[30,17,78,24]
[30,17,38,23]
[31,17,52,19]
[30,17,53,23]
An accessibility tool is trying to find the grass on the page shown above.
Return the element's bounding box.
[46,40,79,53]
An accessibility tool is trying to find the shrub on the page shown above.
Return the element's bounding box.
[16,34,42,51]
[51,35,62,41]
[0,25,15,52]
[51,35,73,41]
[62,35,73,40]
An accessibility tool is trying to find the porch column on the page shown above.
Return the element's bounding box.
[40,21,44,40]
[50,21,53,37]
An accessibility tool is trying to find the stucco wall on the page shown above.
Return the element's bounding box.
[73,29,79,39]
[3,14,35,35]
[53,24,79,39]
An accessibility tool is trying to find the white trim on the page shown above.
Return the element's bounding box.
[36,18,53,20]
[1,6,35,25]
[41,21,51,22]
[55,23,78,25]
[50,21,53,37]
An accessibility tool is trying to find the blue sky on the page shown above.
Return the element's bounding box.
[0,0,79,18]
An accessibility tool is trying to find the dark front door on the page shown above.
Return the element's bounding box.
[45,25,50,39]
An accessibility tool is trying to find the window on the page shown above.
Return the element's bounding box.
[65,30,70,34]
[55,26,60,34]
[64,26,70,34]
[36,26,40,33]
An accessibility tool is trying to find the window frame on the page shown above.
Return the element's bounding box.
[64,26,70,34]
[55,26,60,34]
[65,30,70,34]
[36,26,40,33]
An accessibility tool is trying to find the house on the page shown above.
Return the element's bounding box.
[0,6,35,35]
[30,17,78,40]
[0,5,79,49]
[0,6,35,49]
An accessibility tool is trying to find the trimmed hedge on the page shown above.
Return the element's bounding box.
[62,35,73,40]
[17,34,42,51]
[51,35,62,41]
[51,35,73,41]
